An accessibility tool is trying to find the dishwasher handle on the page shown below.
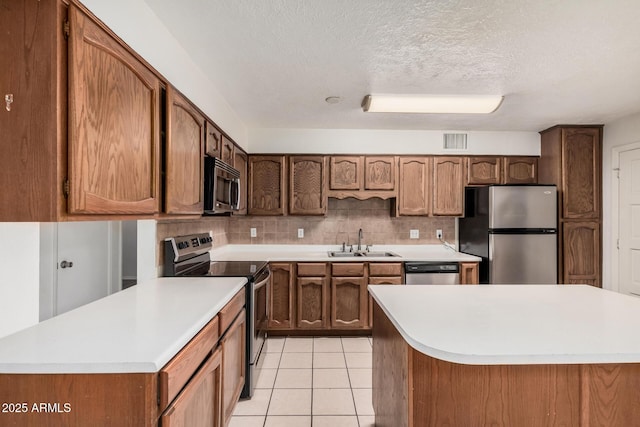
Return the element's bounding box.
[404,262,459,274]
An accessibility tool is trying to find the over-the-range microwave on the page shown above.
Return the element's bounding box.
[204,157,240,214]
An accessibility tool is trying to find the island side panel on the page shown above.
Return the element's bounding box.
[581,364,640,426]
[372,301,410,427]
[0,373,158,426]
[410,353,580,426]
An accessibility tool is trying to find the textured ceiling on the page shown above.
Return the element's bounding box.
[143,0,640,131]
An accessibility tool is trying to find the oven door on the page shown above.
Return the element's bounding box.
[251,267,270,365]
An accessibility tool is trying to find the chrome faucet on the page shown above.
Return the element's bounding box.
[357,228,363,252]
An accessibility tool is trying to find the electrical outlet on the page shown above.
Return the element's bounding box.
[410,229,419,239]
[436,229,443,240]
[250,228,257,238]
[298,228,304,238]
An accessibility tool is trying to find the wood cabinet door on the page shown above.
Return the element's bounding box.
[330,156,363,190]
[398,157,431,215]
[248,155,286,215]
[297,277,329,329]
[221,136,235,167]
[563,221,600,287]
[459,262,479,284]
[365,156,395,190]
[268,263,294,329]
[289,156,327,215]
[165,86,205,214]
[205,121,222,158]
[562,128,601,219]
[331,277,367,329]
[503,157,538,184]
[68,5,160,214]
[234,150,248,215]
[466,157,501,185]
[161,347,222,427]
[221,311,246,426]
[432,157,464,216]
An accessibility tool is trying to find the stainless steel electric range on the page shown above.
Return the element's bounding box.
[163,233,269,399]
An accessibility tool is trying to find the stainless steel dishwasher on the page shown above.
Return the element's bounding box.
[404,262,460,285]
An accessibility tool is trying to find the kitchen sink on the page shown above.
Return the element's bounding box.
[327,251,399,258]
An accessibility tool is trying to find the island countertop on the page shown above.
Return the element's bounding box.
[0,277,246,374]
[369,284,640,365]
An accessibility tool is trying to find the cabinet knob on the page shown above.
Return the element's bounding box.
[5,94,13,111]
[60,260,74,269]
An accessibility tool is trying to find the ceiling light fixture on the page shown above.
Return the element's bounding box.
[361,94,504,114]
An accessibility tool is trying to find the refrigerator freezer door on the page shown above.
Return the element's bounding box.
[489,186,557,229]
[489,233,557,284]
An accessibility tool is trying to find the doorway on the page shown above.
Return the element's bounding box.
[616,147,640,296]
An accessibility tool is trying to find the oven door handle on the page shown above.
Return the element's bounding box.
[254,271,270,291]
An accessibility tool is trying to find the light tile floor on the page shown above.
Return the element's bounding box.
[230,336,375,427]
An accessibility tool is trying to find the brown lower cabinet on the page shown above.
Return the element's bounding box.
[221,310,246,426]
[161,346,222,427]
[297,263,329,328]
[268,263,295,329]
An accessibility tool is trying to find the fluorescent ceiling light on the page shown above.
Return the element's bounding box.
[362,94,504,114]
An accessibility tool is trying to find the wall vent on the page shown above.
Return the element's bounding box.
[443,133,468,150]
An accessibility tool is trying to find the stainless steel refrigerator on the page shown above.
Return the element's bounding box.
[458,185,557,284]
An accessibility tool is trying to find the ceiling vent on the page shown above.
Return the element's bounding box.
[443,133,468,150]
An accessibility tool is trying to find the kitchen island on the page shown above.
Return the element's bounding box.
[0,277,247,426]
[369,284,640,427]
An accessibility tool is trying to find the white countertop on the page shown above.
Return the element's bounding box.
[211,244,480,263]
[369,284,640,365]
[0,277,246,374]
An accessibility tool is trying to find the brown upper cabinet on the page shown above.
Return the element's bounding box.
[365,156,395,190]
[503,157,538,184]
[3,0,166,220]
[205,121,223,159]
[330,156,363,190]
[397,157,431,215]
[289,156,327,215]
[68,4,163,215]
[329,156,396,200]
[432,157,464,216]
[221,136,235,167]
[248,155,287,215]
[165,86,205,215]
[466,156,538,186]
[234,149,248,215]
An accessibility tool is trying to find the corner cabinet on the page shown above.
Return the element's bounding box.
[248,155,287,215]
[289,156,327,215]
[540,125,603,287]
[165,86,204,215]
[68,3,162,215]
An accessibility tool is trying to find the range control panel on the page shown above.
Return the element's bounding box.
[165,233,213,262]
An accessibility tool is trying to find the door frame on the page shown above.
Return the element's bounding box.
[611,142,640,294]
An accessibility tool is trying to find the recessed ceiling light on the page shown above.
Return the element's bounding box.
[361,94,504,114]
[325,96,342,104]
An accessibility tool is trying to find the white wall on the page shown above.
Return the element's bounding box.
[79,0,248,149]
[249,128,540,155]
[137,220,158,283]
[603,112,640,290]
[0,223,40,338]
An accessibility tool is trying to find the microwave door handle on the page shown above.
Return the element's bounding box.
[235,179,241,210]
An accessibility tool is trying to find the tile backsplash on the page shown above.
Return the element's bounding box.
[228,199,454,246]
[157,198,455,266]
